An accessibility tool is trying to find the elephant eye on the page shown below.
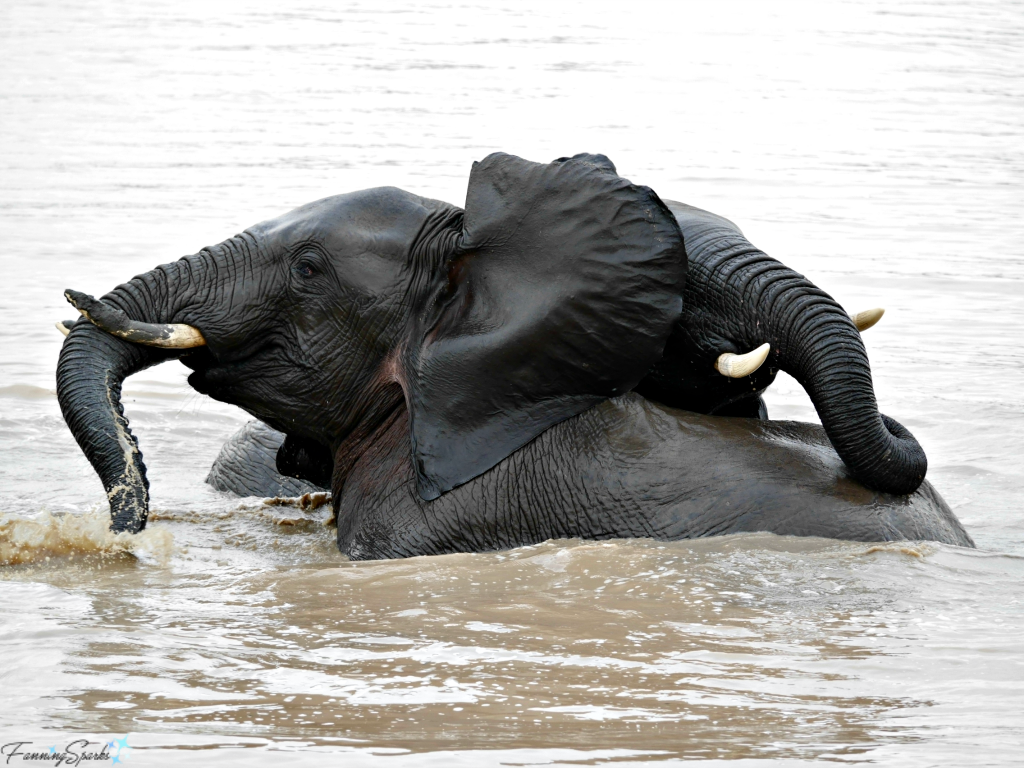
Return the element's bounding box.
[294,260,316,278]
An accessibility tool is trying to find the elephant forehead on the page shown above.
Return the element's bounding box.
[250,187,452,261]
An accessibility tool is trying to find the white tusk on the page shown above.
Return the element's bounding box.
[55,321,71,337]
[114,321,207,349]
[715,343,771,378]
[851,308,884,332]
[73,306,206,348]
[64,289,206,349]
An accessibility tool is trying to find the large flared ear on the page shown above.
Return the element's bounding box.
[404,152,686,500]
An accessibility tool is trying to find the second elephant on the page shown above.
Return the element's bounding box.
[635,201,925,496]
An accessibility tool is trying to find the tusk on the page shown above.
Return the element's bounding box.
[851,307,884,332]
[715,343,770,378]
[55,320,74,337]
[64,289,206,349]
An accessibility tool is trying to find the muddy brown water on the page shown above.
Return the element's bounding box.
[2,1,1023,765]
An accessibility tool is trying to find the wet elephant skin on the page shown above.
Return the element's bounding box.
[206,420,323,498]
[331,394,971,560]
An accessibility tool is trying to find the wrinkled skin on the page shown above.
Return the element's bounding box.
[335,396,971,558]
[212,399,971,559]
[206,421,322,498]
[635,202,928,496]
[56,152,967,559]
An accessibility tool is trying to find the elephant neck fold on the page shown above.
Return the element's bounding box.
[329,385,407,499]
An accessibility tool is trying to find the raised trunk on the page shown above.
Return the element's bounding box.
[56,260,196,532]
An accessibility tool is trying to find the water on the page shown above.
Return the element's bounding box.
[1,1,1022,764]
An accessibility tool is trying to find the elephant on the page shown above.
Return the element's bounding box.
[634,201,924,496]
[206,420,324,498]
[55,152,974,559]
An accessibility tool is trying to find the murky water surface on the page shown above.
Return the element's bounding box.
[1,1,1022,764]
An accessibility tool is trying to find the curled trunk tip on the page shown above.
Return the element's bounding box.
[784,310,927,496]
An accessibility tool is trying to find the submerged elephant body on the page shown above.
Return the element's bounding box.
[55,151,973,559]
[342,397,971,557]
[206,420,323,498]
[210,395,971,559]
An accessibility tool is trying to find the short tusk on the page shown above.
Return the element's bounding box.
[851,307,884,332]
[55,320,74,337]
[64,289,206,349]
[715,343,771,378]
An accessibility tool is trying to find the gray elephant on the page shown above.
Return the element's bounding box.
[56,152,972,559]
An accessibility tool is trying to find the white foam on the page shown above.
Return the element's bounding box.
[0,508,174,566]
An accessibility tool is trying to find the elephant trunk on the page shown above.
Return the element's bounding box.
[770,291,927,495]
[683,227,927,496]
[56,260,198,532]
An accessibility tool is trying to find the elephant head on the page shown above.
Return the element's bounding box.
[57,153,686,532]
[635,201,926,496]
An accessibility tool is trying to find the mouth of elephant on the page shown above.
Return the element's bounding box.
[641,359,781,420]
[181,345,275,400]
[181,339,334,435]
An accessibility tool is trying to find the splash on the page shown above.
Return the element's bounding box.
[262,492,335,525]
[0,508,174,566]
[262,491,331,510]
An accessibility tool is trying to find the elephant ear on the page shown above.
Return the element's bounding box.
[403,152,686,500]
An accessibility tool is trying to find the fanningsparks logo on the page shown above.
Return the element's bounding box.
[1,737,131,765]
